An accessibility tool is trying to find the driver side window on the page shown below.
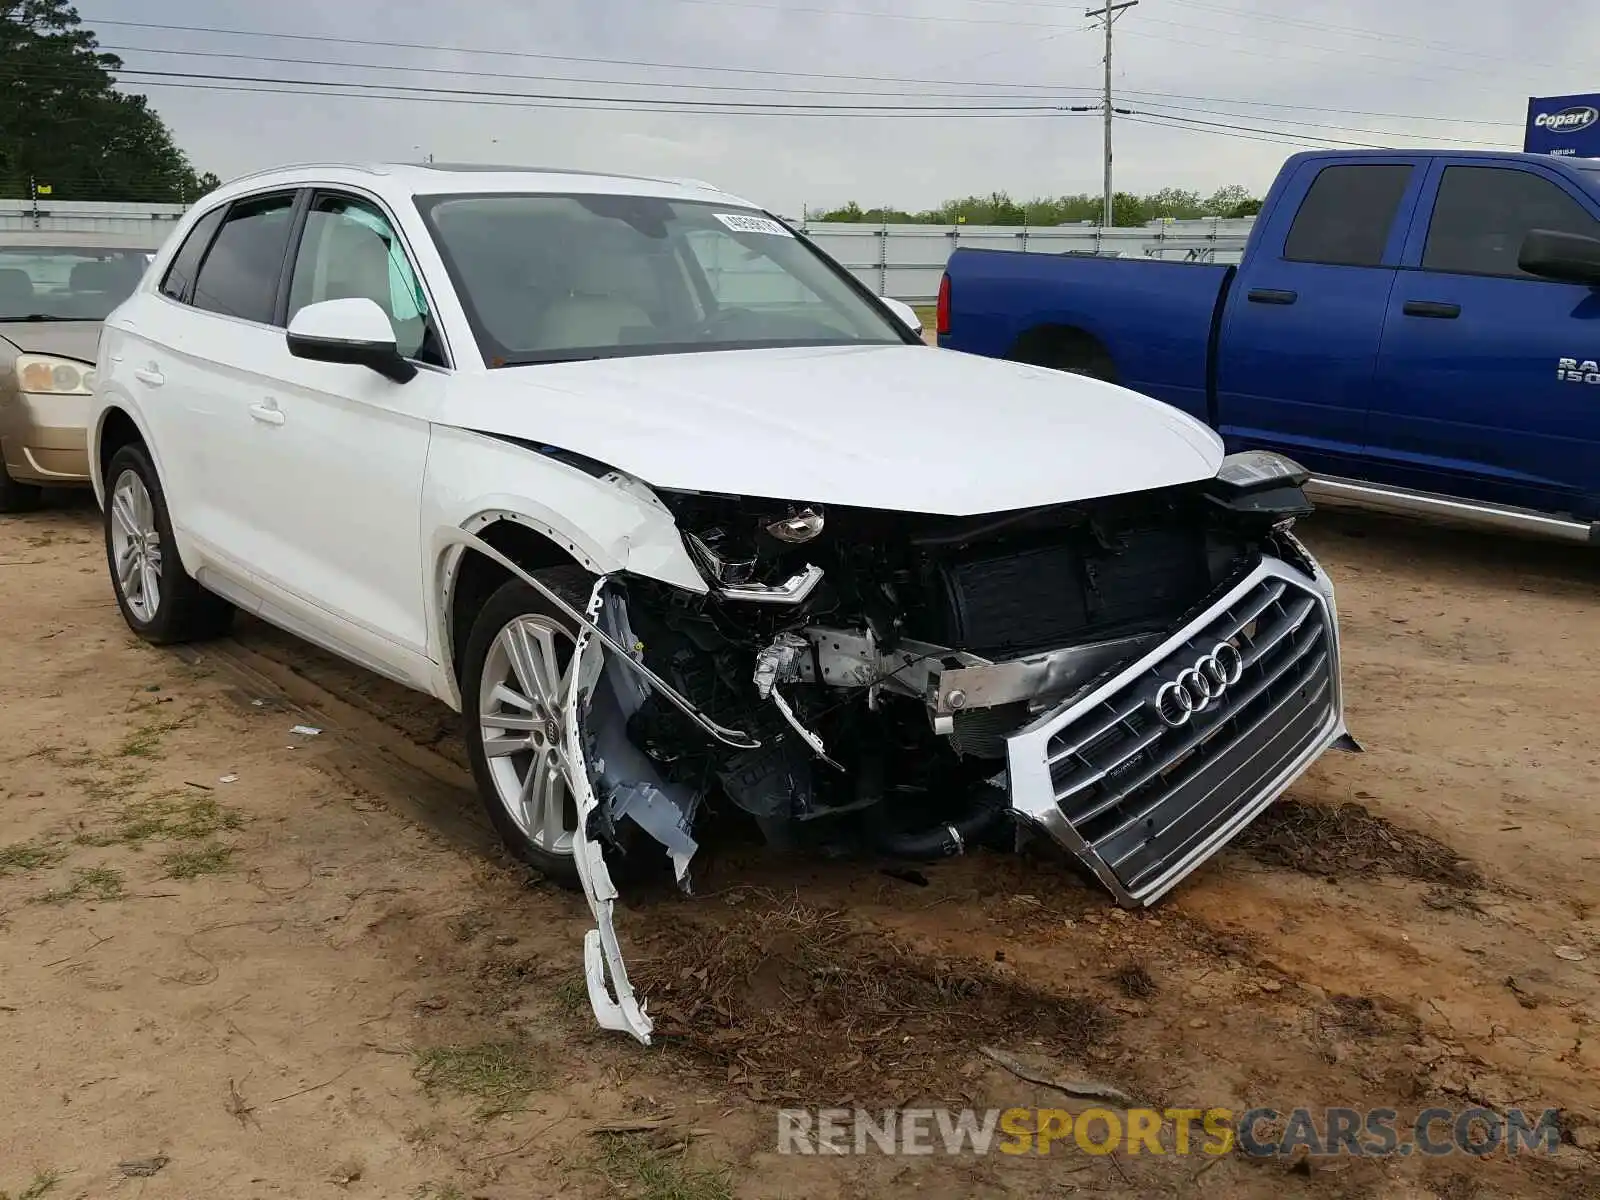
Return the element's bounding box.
[288,193,443,365]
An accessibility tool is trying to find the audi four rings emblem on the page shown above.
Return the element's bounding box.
[1154,643,1245,728]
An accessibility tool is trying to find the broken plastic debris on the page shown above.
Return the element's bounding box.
[289,725,322,737]
[218,774,239,784]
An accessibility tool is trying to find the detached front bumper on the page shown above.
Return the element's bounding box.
[1004,554,1344,907]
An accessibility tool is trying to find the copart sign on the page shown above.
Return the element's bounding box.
[1524,93,1600,159]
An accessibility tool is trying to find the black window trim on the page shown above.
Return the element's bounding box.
[158,203,229,305]
[1280,161,1417,271]
[1412,163,1600,284]
[180,186,306,329]
[287,185,454,371]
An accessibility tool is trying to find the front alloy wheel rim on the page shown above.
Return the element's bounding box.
[479,614,580,858]
[109,469,163,622]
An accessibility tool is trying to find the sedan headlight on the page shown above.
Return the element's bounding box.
[17,354,95,396]
[1214,450,1310,491]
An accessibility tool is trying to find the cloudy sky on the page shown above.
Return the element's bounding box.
[97,0,1596,211]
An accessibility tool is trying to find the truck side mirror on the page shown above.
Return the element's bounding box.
[1519,228,1600,286]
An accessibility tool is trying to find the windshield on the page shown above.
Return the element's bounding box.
[415,193,909,366]
[0,246,150,321]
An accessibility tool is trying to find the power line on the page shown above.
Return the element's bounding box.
[101,43,1086,101]
[77,14,1525,128]
[104,67,1089,112]
[1118,113,1336,152]
[104,74,1097,118]
[1120,108,1388,149]
[1126,100,1512,148]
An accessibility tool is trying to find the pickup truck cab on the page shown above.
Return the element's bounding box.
[939,150,1600,542]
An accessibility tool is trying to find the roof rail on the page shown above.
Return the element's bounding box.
[218,162,392,188]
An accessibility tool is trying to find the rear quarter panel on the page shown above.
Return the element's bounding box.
[937,249,1231,422]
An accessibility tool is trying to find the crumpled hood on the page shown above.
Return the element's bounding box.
[444,344,1224,515]
[0,321,101,364]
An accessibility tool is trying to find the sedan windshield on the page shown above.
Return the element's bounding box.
[0,246,150,321]
[415,192,909,366]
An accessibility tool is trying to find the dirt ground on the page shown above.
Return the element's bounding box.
[2,497,1598,1200]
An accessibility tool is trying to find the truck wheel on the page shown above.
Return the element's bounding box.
[103,444,234,643]
[0,463,43,513]
[461,567,599,891]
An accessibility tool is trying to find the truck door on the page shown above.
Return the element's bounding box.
[1215,159,1424,476]
[1368,159,1600,519]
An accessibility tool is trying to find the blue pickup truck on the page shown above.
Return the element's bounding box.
[937,149,1600,543]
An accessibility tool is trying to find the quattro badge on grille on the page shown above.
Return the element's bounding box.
[1153,643,1244,728]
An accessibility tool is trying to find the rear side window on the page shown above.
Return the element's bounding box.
[1283,164,1413,267]
[191,193,297,324]
[1422,166,1600,278]
[159,205,227,303]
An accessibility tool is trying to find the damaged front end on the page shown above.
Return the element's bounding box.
[461,452,1348,1042]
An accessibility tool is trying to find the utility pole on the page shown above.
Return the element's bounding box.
[1087,0,1138,229]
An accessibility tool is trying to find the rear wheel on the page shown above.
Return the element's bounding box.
[103,443,233,643]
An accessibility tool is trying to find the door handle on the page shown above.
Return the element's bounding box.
[132,366,164,387]
[1402,300,1461,319]
[1247,288,1298,305]
[249,401,285,427]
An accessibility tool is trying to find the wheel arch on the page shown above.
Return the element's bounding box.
[91,402,165,507]
[1006,322,1119,382]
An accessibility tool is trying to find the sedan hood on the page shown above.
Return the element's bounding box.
[0,320,101,363]
[446,344,1224,516]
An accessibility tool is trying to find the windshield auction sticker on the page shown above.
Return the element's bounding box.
[714,212,794,237]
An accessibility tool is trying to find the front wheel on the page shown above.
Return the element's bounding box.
[461,569,598,890]
[103,444,233,644]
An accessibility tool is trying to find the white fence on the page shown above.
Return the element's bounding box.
[798,218,1255,303]
[0,199,188,249]
[0,200,1255,302]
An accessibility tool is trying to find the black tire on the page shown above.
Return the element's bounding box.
[0,462,43,513]
[461,566,600,890]
[103,443,233,644]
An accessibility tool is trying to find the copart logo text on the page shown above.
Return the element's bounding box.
[1534,106,1599,134]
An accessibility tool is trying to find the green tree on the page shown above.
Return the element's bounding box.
[0,0,214,202]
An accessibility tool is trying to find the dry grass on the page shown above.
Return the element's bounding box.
[0,1170,61,1200]
[413,1041,550,1119]
[34,867,124,905]
[0,842,63,875]
[592,1133,733,1200]
[160,843,234,879]
[635,893,1110,1103]
[1234,798,1481,888]
[80,792,242,847]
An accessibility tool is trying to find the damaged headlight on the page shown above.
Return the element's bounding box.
[1214,450,1310,492]
[664,492,829,605]
[1207,451,1314,525]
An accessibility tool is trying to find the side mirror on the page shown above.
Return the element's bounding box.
[880,295,924,337]
[1518,229,1600,286]
[286,298,417,383]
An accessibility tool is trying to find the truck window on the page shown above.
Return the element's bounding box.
[1421,166,1600,279]
[1283,164,1413,268]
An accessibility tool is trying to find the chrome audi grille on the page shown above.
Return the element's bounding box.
[1040,575,1335,902]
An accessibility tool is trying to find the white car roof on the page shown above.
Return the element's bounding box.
[207,162,761,211]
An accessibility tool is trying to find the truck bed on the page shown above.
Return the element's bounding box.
[937,249,1233,424]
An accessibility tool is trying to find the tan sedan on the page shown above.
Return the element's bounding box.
[0,239,151,511]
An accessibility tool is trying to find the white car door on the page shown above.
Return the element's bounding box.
[232,189,448,681]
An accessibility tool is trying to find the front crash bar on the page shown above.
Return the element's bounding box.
[438,529,760,751]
